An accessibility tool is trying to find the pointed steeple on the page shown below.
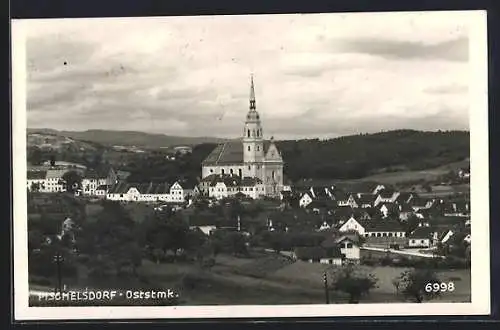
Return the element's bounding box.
[249,74,256,110]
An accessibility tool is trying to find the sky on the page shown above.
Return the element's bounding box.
[23,11,474,140]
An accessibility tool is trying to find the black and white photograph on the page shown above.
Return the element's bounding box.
[12,10,490,320]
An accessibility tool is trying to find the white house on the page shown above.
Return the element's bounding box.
[299,192,313,208]
[338,216,366,236]
[336,236,361,261]
[27,171,47,192]
[408,227,434,248]
[106,182,174,202]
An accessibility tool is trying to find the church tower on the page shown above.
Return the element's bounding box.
[243,75,264,177]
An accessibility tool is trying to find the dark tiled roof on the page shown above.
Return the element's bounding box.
[294,246,342,259]
[202,141,273,165]
[27,171,47,180]
[379,189,396,199]
[108,182,171,194]
[409,226,434,239]
[241,176,263,186]
[364,219,405,232]
[358,193,376,204]
[395,192,416,204]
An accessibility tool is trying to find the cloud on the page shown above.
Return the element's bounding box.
[19,12,475,139]
[335,36,468,62]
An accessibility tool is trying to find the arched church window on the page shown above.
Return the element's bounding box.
[257,146,260,151]
[247,129,250,138]
[230,169,233,174]
[248,166,251,170]
[248,146,251,151]
[256,130,259,137]
[272,171,275,179]
[221,169,225,175]
[239,169,242,177]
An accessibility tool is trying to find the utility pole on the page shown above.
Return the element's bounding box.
[53,251,64,293]
[323,271,329,304]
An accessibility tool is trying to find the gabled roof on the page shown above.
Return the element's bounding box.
[378,189,396,199]
[395,192,416,204]
[202,141,275,165]
[27,171,47,180]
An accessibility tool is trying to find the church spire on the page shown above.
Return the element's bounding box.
[249,74,256,110]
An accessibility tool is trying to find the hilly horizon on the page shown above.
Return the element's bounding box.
[27,127,470,149]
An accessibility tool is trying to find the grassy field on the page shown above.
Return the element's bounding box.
[342,160,469,185]
[30,252,471,306]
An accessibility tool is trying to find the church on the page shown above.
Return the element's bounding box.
[201,76,284,197]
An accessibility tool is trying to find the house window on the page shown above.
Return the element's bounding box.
[248,146,251,151]
[389,233,393,237]
[210,169,213,173]
[411,239,416,244]
[120,194,123,197]
[230,169,233,174]
[376,233,381,237]
[365,234,369,237]
[346,243,353,248]
[420,240,425,244]
[221,169,225,175]
[257,146,260,151]
[382,233,387,237]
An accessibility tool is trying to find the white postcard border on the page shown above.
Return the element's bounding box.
[12,10,490,320]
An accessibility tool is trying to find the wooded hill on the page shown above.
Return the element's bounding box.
[275,130,469,182]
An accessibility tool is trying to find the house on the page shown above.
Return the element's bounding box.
[363,218,407,248]
[81,166,118,196]
[338,216,366,236]
[394,192,417,205]
[293,246,343,265]
[357,194,377,208]
[443,201,470,217]
[379,202,399,218]
[44,169,68,193]
[374,190,401,206]
[299,192,313,208]
[189,225,217,236]
[199,174,218,196]
[408,227,435,248]
[398,203,414,221]
[436,229,454,244]
[332,190,350,207]
[106,182,172,202]
[410,197,435,211]
[239,177,266,199]
[317,221,332,231]
[322,234,361,262]
[372,184,386,195]
[95,185,110,198]
[27,171,47,192]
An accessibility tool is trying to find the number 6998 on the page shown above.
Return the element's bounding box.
[424,282,455,293]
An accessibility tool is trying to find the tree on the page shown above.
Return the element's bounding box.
[396,268,441,303]
[79,202,143,278]
[331,266,378,303]
[62,171,82,193]
[28,147,44,165]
